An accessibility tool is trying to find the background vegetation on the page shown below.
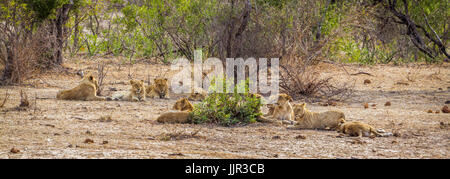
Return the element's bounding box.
[0,0,448,99]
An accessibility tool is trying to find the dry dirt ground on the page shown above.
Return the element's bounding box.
[0,57,449,158]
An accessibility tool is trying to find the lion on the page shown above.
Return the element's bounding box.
[337,121,392,137]
[173,98,194,112]
[270,93,295,124]
[56,74,105,101]
[147,78,170,99]
[291,103,345,130]
[111,80,146,101]
[156,111,192,124]
[188,87,207,101]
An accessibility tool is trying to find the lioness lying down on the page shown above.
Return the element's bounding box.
[337,121,393,137]
[290,103,345,130]
[56,74,105,101]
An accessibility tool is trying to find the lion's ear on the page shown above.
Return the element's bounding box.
[301,103,306,108]
[130,80,136,85]
[163,78,168,83]
[287,95,293,102]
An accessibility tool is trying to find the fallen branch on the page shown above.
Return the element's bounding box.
[0,91,9,108]
[350,71,374,76]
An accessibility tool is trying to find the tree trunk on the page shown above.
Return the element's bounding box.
[54,4,73,65]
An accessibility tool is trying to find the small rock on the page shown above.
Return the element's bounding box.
[391,140,398,144]
[86,130,92,135]
[10,148,20,154]
[102,141,109,144]
[272,136,281,140]
[364,79,371,85]
[427,109,433,113]
[384,101,391,106]
[272,154,279,158]
[371,104,376,107]
[442,105,450,113]
[435,110,440,114]
[364,103,369,109]
[295,135,306,139]
[438,88,443,90]
[68,144,73,148]
[84,138,94,144]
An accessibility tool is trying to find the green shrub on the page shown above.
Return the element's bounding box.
[191,80,263,126]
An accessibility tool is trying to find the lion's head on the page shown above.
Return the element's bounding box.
[153,78,169,98]
[130,79,146,101]
[276,93,292,105]
[293,103,306,117]
[172,98,194,111]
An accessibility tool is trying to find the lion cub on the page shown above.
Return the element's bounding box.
[271,93,295,124]
[188,87,208,101]
[291,103,345,130]
[172,98,194,112]
[147,78,170,99]
[56,74,105,101]
[337,121,392,137]
[156,111,192,123]
[111,80,146,101]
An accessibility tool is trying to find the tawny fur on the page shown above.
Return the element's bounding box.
[188,87,207,101]
[270,93,295,124]
[56,74,105,101]
[172,98,194,112]
[291,103,345,130]
[156,111,191,123]
[146,78,170,99]
[112,80,146,101]
[337,121,390,137]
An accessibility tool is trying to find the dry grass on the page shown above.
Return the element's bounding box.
[0,58,448,159]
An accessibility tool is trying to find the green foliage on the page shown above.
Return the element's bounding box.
[191,79,263,126]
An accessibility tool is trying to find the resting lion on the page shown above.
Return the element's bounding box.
[290,103,345,130]
[337,121,392,137]
[147,78,170,99]
[172,98,194,112]
[56,74,105,101]
[111,80,146,101]
[156,111,192,123]
[188,87,207,101]
[271,93,295,124]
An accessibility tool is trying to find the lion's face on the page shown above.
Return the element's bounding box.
[154,78,169,98]
[130,80,146,101]
[172,98,192,111]
[293,103,306,116]
[276,93,292,105]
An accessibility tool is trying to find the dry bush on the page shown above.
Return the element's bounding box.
[19,90,30,108]
[96,63,109,96]
[278,23,353,102]
[1,24,58,85]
